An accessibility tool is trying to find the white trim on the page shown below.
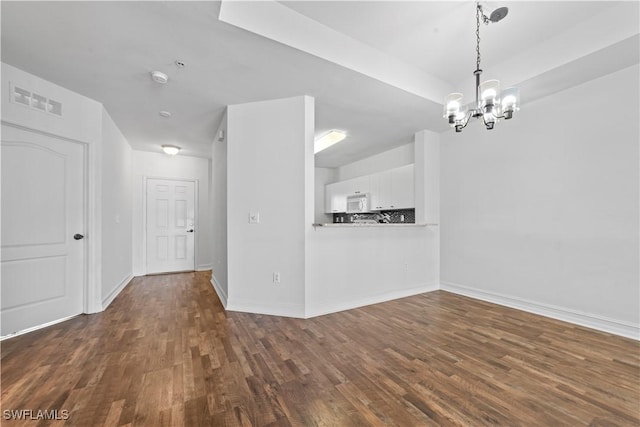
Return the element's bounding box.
[196,264,213,272]
[441,281,640,341]
[210,275,228,308]
[227,299,305,319]
[305,282,439,319]
[143,177,198,274]
[101,273,133,310]
[0,314,80,341]
[141,176,148,277]
[85,139,102,313]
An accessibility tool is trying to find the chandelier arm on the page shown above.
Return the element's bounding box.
[454,110,475,132]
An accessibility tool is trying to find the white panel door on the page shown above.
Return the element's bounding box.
[146,179,195,274]
[1,125,85,336]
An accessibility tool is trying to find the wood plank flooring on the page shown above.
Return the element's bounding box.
[1,271,639,426]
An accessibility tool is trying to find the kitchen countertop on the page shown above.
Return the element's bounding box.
[312,223,438,228]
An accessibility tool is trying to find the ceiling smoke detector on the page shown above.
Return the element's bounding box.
[159,110,172,118]
[150,70,168,84]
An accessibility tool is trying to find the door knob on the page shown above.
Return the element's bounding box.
[187,229,194,233]
[73,234,84,240]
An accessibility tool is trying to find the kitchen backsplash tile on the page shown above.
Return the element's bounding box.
[333,209,415,224]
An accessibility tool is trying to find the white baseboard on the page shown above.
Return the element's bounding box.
[305,282,440,319]
[210,274,228,308]
[197,264,213,272]
[440,281,639,341]
[227,299,305,319]
[102,273,134,310]
[0,314,81,341]
[223,284,439,320]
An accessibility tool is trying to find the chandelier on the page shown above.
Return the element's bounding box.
[444,2,520,132]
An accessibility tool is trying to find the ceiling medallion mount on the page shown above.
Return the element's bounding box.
[150,70,169,84]
[443,1,520,132]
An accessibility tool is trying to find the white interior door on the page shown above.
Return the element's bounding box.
[146,178,195,274]
[1,125,85,336]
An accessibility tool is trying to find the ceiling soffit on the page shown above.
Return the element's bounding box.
[218,0,453,104]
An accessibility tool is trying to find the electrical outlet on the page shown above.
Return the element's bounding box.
[249,212,260,224]
[273,272,281,283]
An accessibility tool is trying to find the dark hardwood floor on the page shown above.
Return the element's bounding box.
[1,271,638,426]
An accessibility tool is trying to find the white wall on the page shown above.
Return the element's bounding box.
[415,130,440,225]
[440,64,639,339]
[101,110,133,307]
[305,226,440,316]
[132,151,212,275]
[1,62,134,313]
[337,142,414,181]
[1,63,102,144]
[226,96,313,317]
[211,112,228,304]
[3,62,101,314]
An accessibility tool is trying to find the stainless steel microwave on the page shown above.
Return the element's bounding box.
[346,193,371,213]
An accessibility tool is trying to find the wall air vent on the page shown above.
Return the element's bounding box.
[10,83,63,117]
[31,93,47,112]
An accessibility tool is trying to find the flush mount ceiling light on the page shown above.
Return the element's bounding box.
[315,130,346,154]
[161,145,181,155]
[150,70,169,84]
[443,2,520,132]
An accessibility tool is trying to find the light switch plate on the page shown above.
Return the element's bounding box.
[249,212,260,224]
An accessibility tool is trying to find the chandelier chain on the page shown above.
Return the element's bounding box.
[475,2,481,71]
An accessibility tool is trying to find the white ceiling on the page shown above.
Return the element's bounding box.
[1,1,638,167]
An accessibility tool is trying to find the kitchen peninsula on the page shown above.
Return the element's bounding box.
[304,131,440,317]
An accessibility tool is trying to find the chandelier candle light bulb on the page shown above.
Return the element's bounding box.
[444,93,465,124]
[501,87,521,119]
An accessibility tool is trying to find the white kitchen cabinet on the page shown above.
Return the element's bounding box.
[370,171,391,210]
[347,175,370,195]
[325,180,349,213]
[370,164,414,210]
[390,164,414,209]
[325,164,414,213]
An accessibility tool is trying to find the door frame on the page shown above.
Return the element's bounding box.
[1,120,99,321]
[142,176,199,276]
